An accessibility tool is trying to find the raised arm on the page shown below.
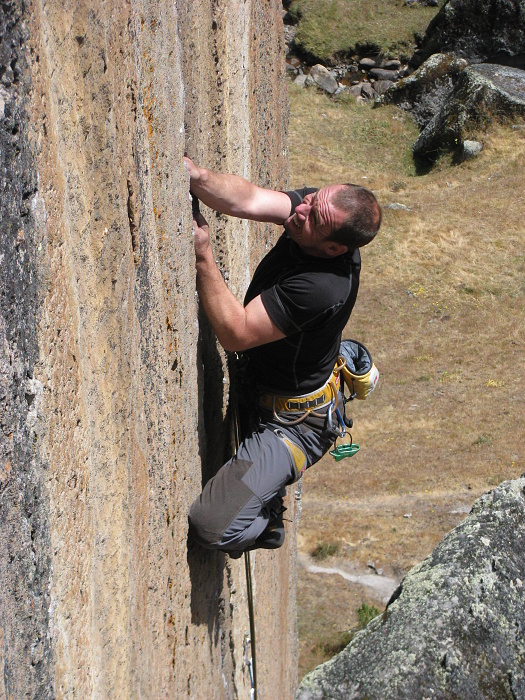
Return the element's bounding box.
[193,211,286,351]
[184,156,292,224]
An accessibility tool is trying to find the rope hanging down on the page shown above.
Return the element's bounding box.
[244,552,257,699]
[231,386,258,699]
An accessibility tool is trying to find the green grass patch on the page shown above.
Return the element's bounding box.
[289,0,441,63]
[311,540,341,560]
[288,84,420,184]
[357,602,380,628]
[473,433,492,446]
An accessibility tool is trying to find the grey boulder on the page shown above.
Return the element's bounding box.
[369,68,399,82]
[378,53,468,128]
[461,139,484,159]
[307,64,339,95]
[297,476,525,700]
[420,0,525,65]
[414,63,525,161]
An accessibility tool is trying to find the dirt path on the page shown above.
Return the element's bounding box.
[298,553,400,603]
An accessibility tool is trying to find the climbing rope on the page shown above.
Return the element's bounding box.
[230,377,258,698]
[244,552,257,699]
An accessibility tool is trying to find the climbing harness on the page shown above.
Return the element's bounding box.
[256,340,378,460]
[258,358,345,427]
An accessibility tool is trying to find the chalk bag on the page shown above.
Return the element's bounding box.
[339,339,379,400]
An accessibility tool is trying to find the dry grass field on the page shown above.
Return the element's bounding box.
[288,84,525,678]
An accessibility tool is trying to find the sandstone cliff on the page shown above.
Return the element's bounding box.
[0,1,294,698]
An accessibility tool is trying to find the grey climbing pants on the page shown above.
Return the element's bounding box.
[188,408,337,554]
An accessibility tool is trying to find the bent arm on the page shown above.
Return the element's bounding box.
[194,213,286,352]
[184,156,292,224]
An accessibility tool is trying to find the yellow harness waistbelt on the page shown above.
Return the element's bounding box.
[258,360,343,414]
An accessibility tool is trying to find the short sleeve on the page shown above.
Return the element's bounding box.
[284,187,318,216]
[261,269,351,336]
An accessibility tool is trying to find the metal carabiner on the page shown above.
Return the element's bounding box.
[335,407,347,438]
[326,399,335,432]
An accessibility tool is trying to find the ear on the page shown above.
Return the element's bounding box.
[324,241,348,257]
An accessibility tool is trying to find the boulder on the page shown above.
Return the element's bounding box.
[297,476,525,700]
[420,0,525,65]
[414,63,525,161]
[361,82,376,99]
[461,139,484,159]
[382,59,402,70]
[373,80,395,96]
[348,84,364,97]
[378,53,468,128]
[359,57,378,69]
[369,68,399,81]
[294,74,308,87]
[307,64,339,94]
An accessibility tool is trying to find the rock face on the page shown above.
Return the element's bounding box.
[0,1,295,698]
[296,476,525,700]
[413,63,525,160]
[420,0,525,66]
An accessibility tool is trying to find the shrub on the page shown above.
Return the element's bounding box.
[357,602,380,628]
[311,540,341,560]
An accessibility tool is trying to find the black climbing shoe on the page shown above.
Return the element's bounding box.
[226,549,245,560]
[245,504,287,552]
[249,524,284,550]
[225,503,287,558]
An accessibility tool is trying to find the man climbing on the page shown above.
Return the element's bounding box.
[185,156,381,557]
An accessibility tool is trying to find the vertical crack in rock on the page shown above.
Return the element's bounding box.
[127,177,140,265]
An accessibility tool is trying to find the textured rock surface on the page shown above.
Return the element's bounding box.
[420,0,525,65]
[379,53,468,128]
[413,63,525,160]
[0,1,295,698]
[297,476,525,700]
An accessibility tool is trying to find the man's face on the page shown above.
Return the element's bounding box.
[283,185,347,257]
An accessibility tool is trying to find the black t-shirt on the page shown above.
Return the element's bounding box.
[243,187,361,395]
